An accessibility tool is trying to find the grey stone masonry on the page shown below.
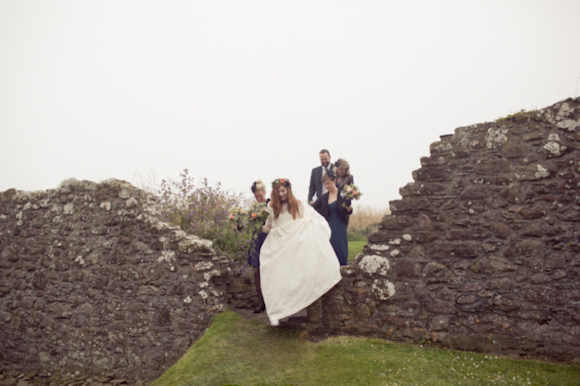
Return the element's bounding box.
[2,97,579,381]
[308,98,580,363]
[0,179,231,381]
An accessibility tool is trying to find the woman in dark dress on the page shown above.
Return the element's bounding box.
[335,158,354,192]
[247,180,269,313]
[312,171,353,265]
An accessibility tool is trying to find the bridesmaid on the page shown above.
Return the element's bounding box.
[247,180,269,313]
[312,171,353,265]
[335,158,354,192]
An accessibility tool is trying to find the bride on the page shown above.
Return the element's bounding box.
[260,178,342,326]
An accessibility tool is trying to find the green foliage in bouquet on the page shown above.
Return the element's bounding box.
[246,201,273,231]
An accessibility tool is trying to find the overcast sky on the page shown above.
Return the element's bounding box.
[1,1,579,209]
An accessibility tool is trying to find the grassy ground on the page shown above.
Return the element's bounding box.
[346,204,387,262]
[152,311,580,385]
[348,240,365,262]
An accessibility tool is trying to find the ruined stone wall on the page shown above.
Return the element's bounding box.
[2,98,579,381]
[0,179,233,381]
[309,98,580,362]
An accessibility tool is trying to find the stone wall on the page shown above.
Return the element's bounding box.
[2,98,579,381]
[0,179,234,381]
[308,97,580,362]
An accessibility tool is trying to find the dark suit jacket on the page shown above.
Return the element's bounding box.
[336,174,354,193]
[312,192,352,226]
[308,164,334,203]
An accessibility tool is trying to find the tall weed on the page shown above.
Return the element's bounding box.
[348,205,390,240]
[157,169,253,261]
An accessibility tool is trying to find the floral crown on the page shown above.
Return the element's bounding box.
[272,178,291,189]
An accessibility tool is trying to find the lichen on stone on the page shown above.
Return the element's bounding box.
[535,164,550,179]
[359,255,391,276]
[371,278,396,300]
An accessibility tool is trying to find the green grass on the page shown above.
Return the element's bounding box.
[496,108,539,122]
[347,232,367,262]
[348,240,365,262]
[152,311,580,385]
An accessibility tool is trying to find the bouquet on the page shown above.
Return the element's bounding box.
[247,201,271,223]
[228,206,246,224]
[246,201,273,232]
[229,202,273,234]
[341,184,362,208]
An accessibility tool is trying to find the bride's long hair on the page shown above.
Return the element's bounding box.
[270,183,300,220]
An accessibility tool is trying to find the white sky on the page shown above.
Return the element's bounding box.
[1,1,579,208]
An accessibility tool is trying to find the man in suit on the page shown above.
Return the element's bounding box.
[308,149,334,205]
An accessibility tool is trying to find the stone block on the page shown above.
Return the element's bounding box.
[389,198,431,213]
[471,256,517,274]
[367,231,389,243]
[521,286,563,305]
[456,295,478,304]
[32,272,48,290]
[53,257,70,271]
[523,132,544,141]
[395,258,420,278]
[458,281,482,292]
[430,241,480,259]
[446,228,472,240]
[485,277,513,291]
[551,308,580,327]
[359,255,390,276]
[506,298,536,316]
[502,143,526,158]
[228,282,248,293]
[414,231,439,243]
[178,238,213,253]
[490,222,511,238]
[521,222,544,237]
[420,155,446,167]
[559,210,580,221]
[460,186,488,200]
[371,278,395,300]
[475,159,510,175]
[379,215,414,230]
[430,315,449,331]
[408,245,427,262]
[412,167,449,181]
[430,140,453,154]
[77,303,94,316]
[423,262,451,283]
[399,182,446,197]
[426,301,456,314]
[521,207,545,219]
[340,265,359,277]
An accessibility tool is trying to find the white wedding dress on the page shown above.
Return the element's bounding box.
[260,201,342,326]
